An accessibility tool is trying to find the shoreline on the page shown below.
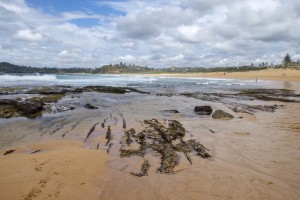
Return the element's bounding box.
[129,68,300,82]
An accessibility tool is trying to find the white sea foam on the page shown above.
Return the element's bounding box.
[0,74,57,81]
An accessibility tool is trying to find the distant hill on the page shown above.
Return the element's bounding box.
[0,62,93,74]
[0,62,153,74]
[0,61,280,74]
[93,63,152,74]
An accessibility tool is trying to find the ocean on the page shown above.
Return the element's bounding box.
[0,73,272,93]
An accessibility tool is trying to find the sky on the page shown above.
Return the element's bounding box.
[0,0,300,68]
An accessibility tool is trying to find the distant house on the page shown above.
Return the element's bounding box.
[287,61,300,68]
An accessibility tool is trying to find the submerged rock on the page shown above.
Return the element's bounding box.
[83,86,149,94]
[194,106,213,115]
[212,110,234,120]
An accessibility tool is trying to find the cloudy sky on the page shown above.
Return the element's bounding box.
[0,0,300,68]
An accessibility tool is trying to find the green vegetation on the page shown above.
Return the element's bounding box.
[0,62,93,74]
[1,55,296,75]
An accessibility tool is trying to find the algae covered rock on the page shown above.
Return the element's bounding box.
[212,110,234,120]
[120,119,211,176]
[194,106,212,115]
[0,99,43,118]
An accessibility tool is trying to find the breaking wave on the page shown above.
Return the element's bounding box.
[0,74,57,81]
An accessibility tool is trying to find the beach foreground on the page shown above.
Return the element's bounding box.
[0,77,300,200]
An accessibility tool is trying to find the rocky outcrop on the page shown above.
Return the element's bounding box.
[194,106,213,115]
[120,119,211,175]
[83,86,149,94]
[212,110,234,120]
[0,99,43,118]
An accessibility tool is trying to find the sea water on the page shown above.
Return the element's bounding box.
[0,73,274,93]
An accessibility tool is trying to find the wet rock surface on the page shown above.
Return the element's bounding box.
[0,85,149,95]
[181,89,300,103]
[194,106,213,115]
[212,110,234,120]
[238,89,300,102]
[120,119,211,175]
[82,86,149,94]
[229,103,282,114]
[0,85,150,119]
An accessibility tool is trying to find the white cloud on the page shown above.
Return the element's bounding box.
[58,50,79,59]
[14,29,46,42]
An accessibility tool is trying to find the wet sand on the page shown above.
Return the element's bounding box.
[0,81,300,200]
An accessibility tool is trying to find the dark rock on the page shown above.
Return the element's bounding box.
[84,103,98,109]
[239,89,299,102]
[83,86,149,94]
[212,110,234,120]
[163,110,179,113]
[84,123,99,142]
[17,101,43,118]
[0,99,18,105]
[194,106,213,115]
[0,99,43,118]
[107,143,113,154]
[157,93,173,97]
[30,150,41,154]
[4,150,15,155]
[106,126,112,145]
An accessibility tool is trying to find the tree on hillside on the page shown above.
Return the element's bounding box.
[283,53,292,68]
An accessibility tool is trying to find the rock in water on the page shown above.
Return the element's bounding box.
[194,106,213,115]
[163,110,179,113]
[84,103,98,109]
[212,110,234,119]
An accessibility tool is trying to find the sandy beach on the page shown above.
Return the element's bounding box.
[144,68,300,82]
[0,75,300,200]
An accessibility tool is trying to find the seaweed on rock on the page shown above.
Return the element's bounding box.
[120,119,211,175]
[130,160,151,177]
